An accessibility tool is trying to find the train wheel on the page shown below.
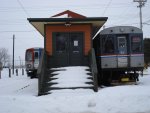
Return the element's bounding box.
[30,72,35,79]
[101,71,111,86]
[27,73,30,77]
[30,71,37,79]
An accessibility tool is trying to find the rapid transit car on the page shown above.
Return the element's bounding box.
[93,26,144,85]
[25,47,43,78]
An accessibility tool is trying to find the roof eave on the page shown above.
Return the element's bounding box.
[27,17,108,37]
[27,17,108,22]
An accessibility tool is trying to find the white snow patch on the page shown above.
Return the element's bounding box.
[50,66,92,88]
[0,67,150,113]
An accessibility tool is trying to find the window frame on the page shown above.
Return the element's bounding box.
[101,34,115,54]
[131,35,143,53]
[26,51,32,61]
[34,51,39,59]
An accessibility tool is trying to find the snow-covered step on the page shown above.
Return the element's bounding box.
[47,66,94,92]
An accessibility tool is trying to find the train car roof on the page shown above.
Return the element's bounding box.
[93,26,143,39]
[100,26,142,35]
[26,47,43,51]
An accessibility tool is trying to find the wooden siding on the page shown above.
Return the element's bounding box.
[45,24,92,56]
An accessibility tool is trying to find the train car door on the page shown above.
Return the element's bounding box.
[53,32,83,67]
[117,36,128,67]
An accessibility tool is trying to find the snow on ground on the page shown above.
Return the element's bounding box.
[0,67,150,113]
[50,66,92,88]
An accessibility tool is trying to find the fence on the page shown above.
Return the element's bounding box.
[0,68,25,79]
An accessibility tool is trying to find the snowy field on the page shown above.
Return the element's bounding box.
[0,67,150,113]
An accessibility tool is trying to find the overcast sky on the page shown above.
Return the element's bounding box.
[0,0,150,65]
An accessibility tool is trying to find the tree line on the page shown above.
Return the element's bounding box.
[144,38,150,65]
[0,48,10,67]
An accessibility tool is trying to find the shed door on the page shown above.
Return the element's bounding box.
[117,36,128,67]
[69,33,83,66]
[53,32,83,67]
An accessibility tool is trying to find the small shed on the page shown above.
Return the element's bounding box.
[28,10,108,67]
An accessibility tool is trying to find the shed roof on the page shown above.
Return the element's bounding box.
[27,10,108,36]
[51,10,86,18]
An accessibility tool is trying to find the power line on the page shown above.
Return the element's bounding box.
[0,3,137,13]
[143,23,150,25]
[17,0,30,17]
[102,0,112,16]
[0,3,135,9]
[0,30,35,33]
[145,19,150,23]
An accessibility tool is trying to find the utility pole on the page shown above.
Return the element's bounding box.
[134,0,147,30]
[12,34,15,74]
[19,56,21,69]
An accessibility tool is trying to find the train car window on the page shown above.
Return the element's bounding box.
[118,38,126,48]
[26,51,32,61]
[56,34,66,52]
[34,52,38,59]
[102,36,114,54]
[118,36,127,54]
[131,36,142,53]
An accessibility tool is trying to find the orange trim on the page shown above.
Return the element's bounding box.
[45,24,92,56]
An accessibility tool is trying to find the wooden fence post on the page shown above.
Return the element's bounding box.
[16,69,18,76]
[9,68,11,78]
[22,68,24,75]
[0,71,1,79]
[0,62,2,79]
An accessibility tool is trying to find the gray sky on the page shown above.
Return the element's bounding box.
[0,0,150,65]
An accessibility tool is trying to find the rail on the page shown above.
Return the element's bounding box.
[37,50,47,96]
[88,48,98,92]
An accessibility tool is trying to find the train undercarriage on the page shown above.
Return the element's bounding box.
[26,69,37,79]
[98,68,143,86]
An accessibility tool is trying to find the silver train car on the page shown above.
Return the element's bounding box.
[93,26,144,85]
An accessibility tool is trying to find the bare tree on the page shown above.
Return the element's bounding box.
[0,48,10,67]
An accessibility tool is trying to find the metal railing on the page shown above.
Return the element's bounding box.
[88,48,98,92]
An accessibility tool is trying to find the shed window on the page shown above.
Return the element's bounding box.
[56,34,66,52]
[71,34,80,53]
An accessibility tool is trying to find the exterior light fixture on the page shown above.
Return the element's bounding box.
[65,22,71,27]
